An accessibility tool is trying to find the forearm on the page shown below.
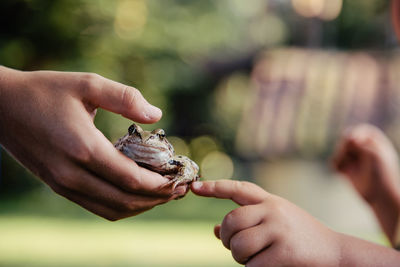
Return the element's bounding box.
[369,189,400,246]
[0,66,12,143]
[338,232,400,266]
[0,65,11,107]
[0,65,19,95]
[0,66,25,145]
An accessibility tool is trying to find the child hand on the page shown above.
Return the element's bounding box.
[332,124,400,204]
[191,180,341,266]
[332,124,400,246]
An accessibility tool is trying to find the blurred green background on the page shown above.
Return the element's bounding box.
[0,0,398,266]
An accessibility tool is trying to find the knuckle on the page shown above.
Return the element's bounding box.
[213,180,223,192]
[241,181,255,191]
[227,206,242,220]
[79,73,103,95]
[121,167,142,192]
[123,176,140,192]
[74,145,92,164]
[122,86,141,110]
[55,173,78,191]
[230,235,247,264]
[232,252,246,265]
[269,198,288,219]
[231,180,246,193]
[223,210,237,227]
[230,237,241,254]
[215,179,239,193]
[66,141,93,164]
[51,166,82,191]
[121,198,139,212]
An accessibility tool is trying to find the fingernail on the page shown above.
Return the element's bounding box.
[144,105,162,120]
[191,181,203,190]
[174,186,186,196]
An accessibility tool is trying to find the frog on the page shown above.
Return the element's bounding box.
[114,124,200,192]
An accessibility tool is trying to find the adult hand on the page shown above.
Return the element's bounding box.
[0,66,184,221]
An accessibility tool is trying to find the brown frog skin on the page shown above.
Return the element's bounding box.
[114,124,199,192]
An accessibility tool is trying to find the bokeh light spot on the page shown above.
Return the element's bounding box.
[292,0,324,18]
[190,136,219,163]
[249,14,287,46]
[114,0,147,39]
[1,39,33,69]
[215,72,250,131]
[228,0,268,18]
[291,0,342,21]
[201,151,234,180]
[319,0,342,20]
[168,136,190,157]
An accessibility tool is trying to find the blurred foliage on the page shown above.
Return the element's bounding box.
[336,0,389,48]
[0,0,395,204]
[0,1,396,266]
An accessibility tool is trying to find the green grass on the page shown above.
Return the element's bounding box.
[0,183,389,267]
[0,186,239,222]
[0,215,241,267]
[0,184,242,266]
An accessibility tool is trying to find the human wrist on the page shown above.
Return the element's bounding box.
[0,66,25,144]
[369,189,400,213]
[0,66,24,103]
[391,201,400,248]
[337,233,362,267]
[0,66,10,101]
[337,232,400,266]
[369,190,400,245]
[337,233,371,267]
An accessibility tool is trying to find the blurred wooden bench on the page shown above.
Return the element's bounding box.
[235,48,400,158]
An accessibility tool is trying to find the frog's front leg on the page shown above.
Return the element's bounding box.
[163,155,200,189]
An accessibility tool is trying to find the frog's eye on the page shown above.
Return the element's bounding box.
[128,124,137,136]
[156,129,166,139]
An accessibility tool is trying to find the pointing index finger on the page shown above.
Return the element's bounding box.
[191,180,268,206]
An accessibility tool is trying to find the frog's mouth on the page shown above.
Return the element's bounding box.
[122,143,173,167]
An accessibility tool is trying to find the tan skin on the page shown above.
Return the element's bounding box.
[332,124,400,246]
[191,180,400,266]
[0,66,186,221]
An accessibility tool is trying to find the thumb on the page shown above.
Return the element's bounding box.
[81,74,162,123]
